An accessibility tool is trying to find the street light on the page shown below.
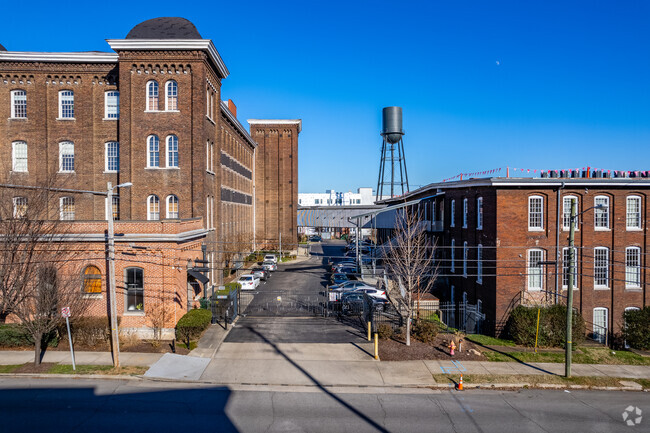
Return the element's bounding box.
[107,182,132,368]
[565,202,604,378]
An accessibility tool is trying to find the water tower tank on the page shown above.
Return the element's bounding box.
[381,106,404,144]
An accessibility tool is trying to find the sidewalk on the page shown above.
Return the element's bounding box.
[0,350,162,366]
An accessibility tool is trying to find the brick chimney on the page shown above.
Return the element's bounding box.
[228,99,237,117]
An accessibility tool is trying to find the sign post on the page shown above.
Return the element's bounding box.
[61,307,75,371]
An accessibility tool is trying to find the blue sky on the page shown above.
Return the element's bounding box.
[3,1,649,193]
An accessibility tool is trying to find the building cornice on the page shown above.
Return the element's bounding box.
[220,101,257,148]
[43,228,209,243]
[248,119,302,133]
[0,51,118,63]
[106,39,229,79]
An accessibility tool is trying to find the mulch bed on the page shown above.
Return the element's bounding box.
[379,335,486,361]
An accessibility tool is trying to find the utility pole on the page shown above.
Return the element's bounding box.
[565,200,576,378]
[107,182,120,368]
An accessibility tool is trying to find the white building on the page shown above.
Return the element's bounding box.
[299,188,375,206]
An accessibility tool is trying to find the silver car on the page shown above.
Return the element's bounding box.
[262,260,277,272]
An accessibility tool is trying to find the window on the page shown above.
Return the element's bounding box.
[165,80,178,110]
[476,197,483,230]
[450,199,455,227]
[463,241,468,277]
[593,307,608,344]
[111,196,120,221]
[11,90,26,118]
[462,198,468,228]
[13,197,27,219]
[147,135,160,168]
[166,195,179,219]
[104,91,119,119]
[125,267,144,312]
[147,195,160,220]
[59,141,74,172]
[562,247,578,289]
[58,90,74,118]
[12,141,27,172]
[626,196,641,229]
[105,141,119,172]
[527,249,544,291]
[528,196,543,230]
[60,197,75,220]
[562,196,579,230]
[594,247,609,288]
[625,247,641,288]
[594,196,609,229]
[477,244,483,283]
[166,135,179,168]
[82,266,102,294]
[450,239,455,273]
[206,141,214,172]
[146,81,159,111]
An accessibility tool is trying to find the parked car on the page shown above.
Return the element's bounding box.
[329,280,373,291]
[309,235,322,242]
[237,274,260,290]
[331,261,357,273]
[330,272,352,286]
[264,254,278,264]
[262,260,277,272]
[339,292,388,314]
[251,267,268,281]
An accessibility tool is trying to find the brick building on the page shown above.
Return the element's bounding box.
[378,174,649,341]
[0,18,300,336]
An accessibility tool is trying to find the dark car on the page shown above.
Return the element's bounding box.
[309,235,322,242]
[339,292,388,314]
[330,272,351,286]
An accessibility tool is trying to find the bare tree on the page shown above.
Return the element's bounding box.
[383,206,438,346]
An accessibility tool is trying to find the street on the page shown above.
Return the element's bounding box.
[0,377,646,432]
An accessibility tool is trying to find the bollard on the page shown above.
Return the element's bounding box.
[367,322,371,341]
[374,333,379,360]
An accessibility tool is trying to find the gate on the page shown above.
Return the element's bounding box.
[238,290,325,317]
[210,289,238,325]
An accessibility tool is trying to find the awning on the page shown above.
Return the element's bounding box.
[188,270,209,285]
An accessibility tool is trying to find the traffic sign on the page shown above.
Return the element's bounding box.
[61,307,71,318]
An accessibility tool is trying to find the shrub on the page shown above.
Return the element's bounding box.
[377,323,394,340]
[224,282,241,292]
[175,309,212,346]
[61,316,121,347]
[506,305,585,348]
[411,319,439,343]
[0,324,33,347]
[623,307,650,350]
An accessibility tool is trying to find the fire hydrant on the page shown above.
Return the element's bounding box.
[449,340,457,356]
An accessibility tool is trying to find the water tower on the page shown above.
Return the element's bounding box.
[376,107,409,201]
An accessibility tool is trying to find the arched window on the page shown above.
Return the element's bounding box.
[528,195,544,230]
[13,197,27,219]
[12,141,27,172]
[562,196,579,230]
[146,81,159,111]
[625,246,641,288]
[59,141,75,172]
[477,244,483,283]
[147,135,160,168]
[166,195,179,219]
[626,195,642,229]
[594,196,609,229]
[58,90,74,118]
[594,247,609,288]
[450,239,455,273]
[476,197,483,230]
[166,135,179,168]
[463,241,468,277]
[105,141,119,172]
[450,199,455,227]
[125,267,144,312]
[593,307,608,344]
[11,90,27,118]
[462,198,468,228]
[104,91,119,119]
[166,80,178,110]
[82,266,102,294]
[527,249,544,291]
[60,196,75,220]
[147,195,160,220]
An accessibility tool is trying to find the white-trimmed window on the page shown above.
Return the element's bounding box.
[146,81,159,111]
[59,197,75,220]
[166,135,179,168]
[626,196,641,230]
[125,267,144,312]
[528,196,543,230]
[476,197,483,230]
[462,198,468,228]
[562,247,578,289]
[147,135,160,168]
[105,141,119,172]
[594,247,609,288]
[527,249,544,291]
[166,195,179,219]
[10,90,27,118]
[147,195,160,220]
[104,91,119,119]
[562,196,579,230]
[59,141,75,172]
[594,196,609,229]
[450,239,455,273]
[450,199,455,227]
[625,247,641,288]
[12,141,27,172]
[593,307,608,344]
[463,241,468,277]
[477,244,483,283]
[58,90,74,118]
[13,197,27,219]
[111,196,120,221]
[165,80,178,111]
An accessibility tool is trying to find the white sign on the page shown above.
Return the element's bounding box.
[276,296,282,302]
[61,307,71,318]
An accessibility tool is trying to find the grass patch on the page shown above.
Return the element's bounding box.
[465,334,516,347]
[635,378,650,390]
[433,374,632,388]
[175,340,198,351]
[483,347,650,365]
[47,364,148,375]
[0,365,21,373]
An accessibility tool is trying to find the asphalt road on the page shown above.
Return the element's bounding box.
[225,241,367,344]
[0,377,646,432]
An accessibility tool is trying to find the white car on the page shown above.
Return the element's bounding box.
[264,254,278,264]
[262,260,277,272]
[237,274,259,290]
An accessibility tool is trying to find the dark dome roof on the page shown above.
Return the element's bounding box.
[0,43,6,51]
[126,17,202,40]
